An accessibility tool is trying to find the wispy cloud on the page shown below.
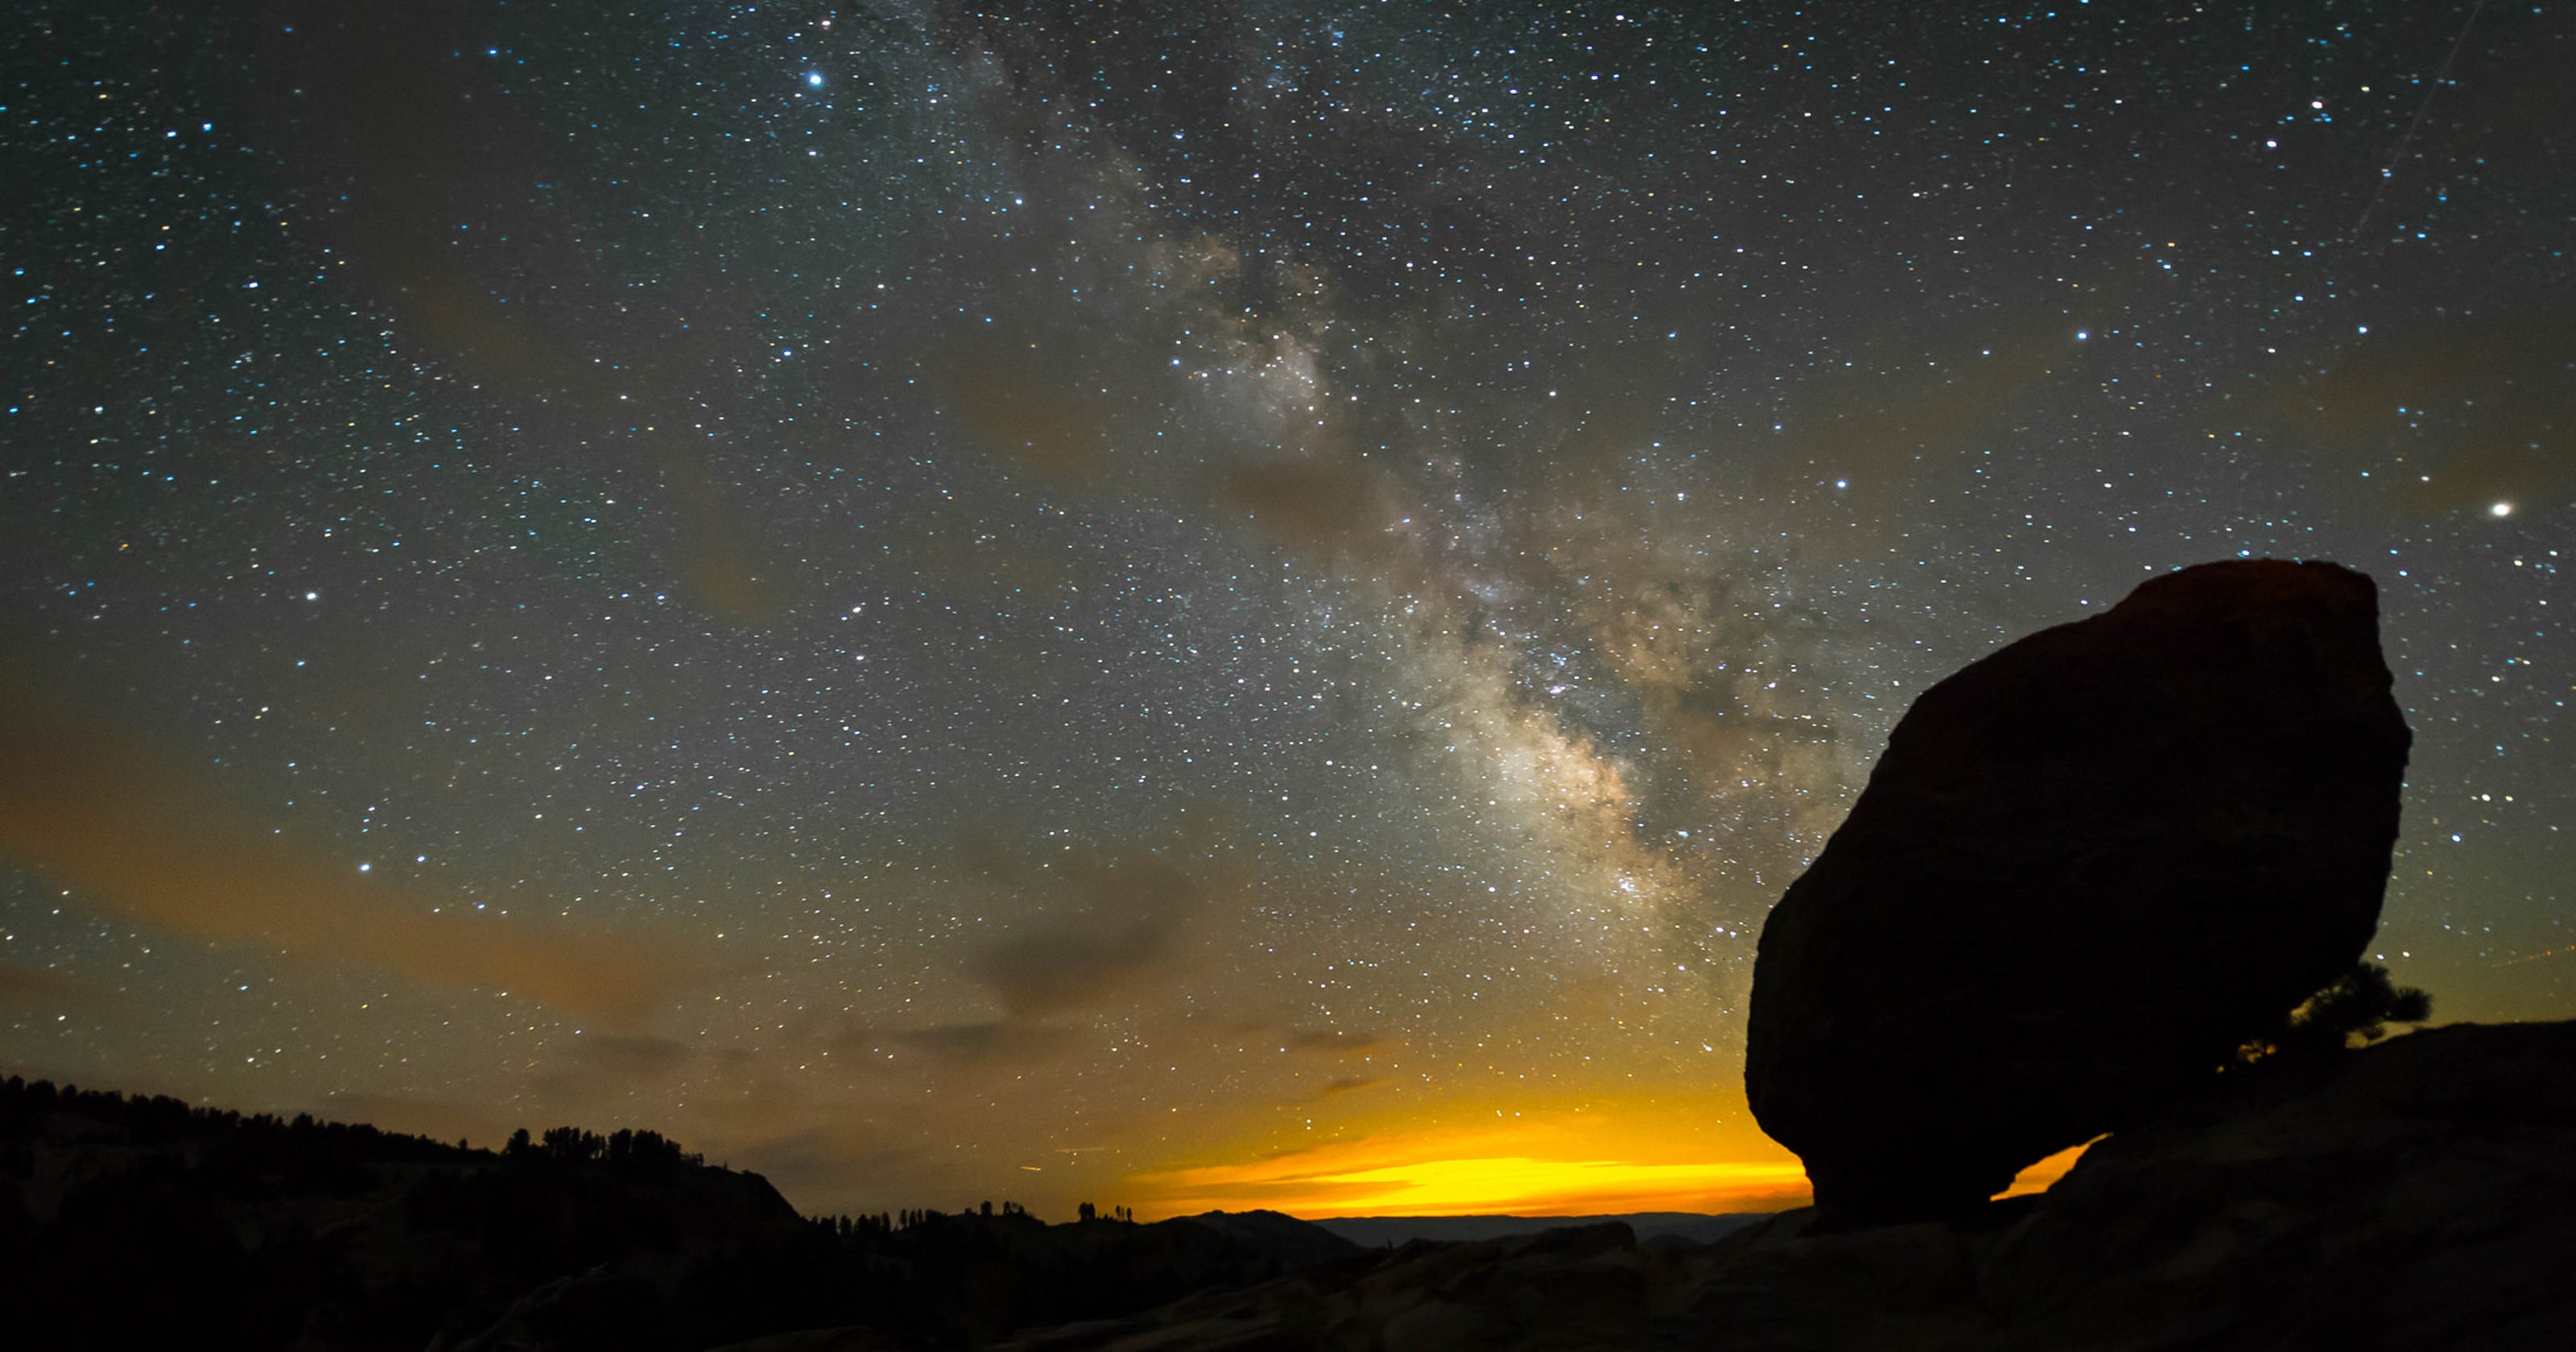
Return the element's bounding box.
[885,1020,1076,1066]
[0,963,93,1009]
[576,1033,698,1078]
[0,685,714,1023]
[1285,1028,1386,1056]
[962,848,1219,1020]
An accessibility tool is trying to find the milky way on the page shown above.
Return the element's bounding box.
[4,2,2570,1218]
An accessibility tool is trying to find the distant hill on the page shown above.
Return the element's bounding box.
[0,1075,1357,1350]
[1314,1210,1773,1248]
[1176,1207,1373,1270]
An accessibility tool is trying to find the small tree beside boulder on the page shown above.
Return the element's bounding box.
[2235,961,2433,1066]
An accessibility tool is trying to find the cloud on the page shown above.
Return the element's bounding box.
[963,849,1217,1020]
[526,1031,712,1105]
[245,3,792,624]
[1285,1028,1385,1057]
[2280,305,2576,519]
[885,1020,1078,1067]
[0,963,93,1008]
[576,1033,696,1078]
[852,841,1233,1071]
[929,326,1126,484]
[724,1127,931,1205]
[1751,321,2081,535]
[1218,456,1417,581]
[0,683,714,1024]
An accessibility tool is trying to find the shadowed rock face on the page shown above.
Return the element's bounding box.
[1744,559,2410,1220]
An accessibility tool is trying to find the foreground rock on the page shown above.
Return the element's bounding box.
[975,1021,2576,1351]
[1746,559,2410,1218]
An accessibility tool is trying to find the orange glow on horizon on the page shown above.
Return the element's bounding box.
[1124,1091,1816,1220]
[1121,1093,2102,1222]
[1138,1150,1812,1219]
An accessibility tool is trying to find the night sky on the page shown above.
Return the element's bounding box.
[4,1,2570,1222]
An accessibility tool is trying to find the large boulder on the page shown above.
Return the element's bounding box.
[1744,559,2410,1220]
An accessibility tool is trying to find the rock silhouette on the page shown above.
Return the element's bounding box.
[1745,559,2410,1220]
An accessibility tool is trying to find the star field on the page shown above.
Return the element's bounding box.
[2,1,2570,1218]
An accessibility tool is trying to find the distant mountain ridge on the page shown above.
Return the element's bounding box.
[1314,1211,1772,1247]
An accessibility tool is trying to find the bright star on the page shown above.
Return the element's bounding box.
[807,72,824,87]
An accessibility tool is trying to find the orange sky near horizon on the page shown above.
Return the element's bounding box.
[1121,1143,2092,1224]
[1113,1089,2093,1221]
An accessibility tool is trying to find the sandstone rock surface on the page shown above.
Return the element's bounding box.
[1745,559,2409,1218]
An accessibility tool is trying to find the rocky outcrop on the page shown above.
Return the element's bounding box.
[978,1021,2576,1351]
[1744,559,2410,1218]
[1972,1019,2576,1350]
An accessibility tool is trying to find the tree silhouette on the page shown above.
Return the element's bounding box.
[2236,961,2434,1066]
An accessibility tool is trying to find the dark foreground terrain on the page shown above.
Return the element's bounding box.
[10,1018,2574,1350]
[0,1078,1353,1350]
